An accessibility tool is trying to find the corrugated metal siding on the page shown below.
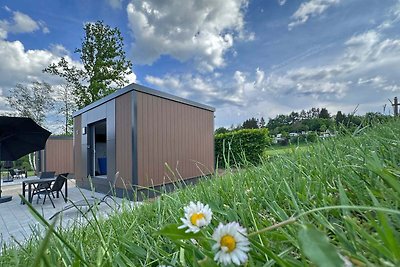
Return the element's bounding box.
[137,91,214,187]
[44,138,74,174]
[74,115,84,182]
[115,92,132,189]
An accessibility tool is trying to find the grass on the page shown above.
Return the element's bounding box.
[264,143,309,157]
[1,120,400,266]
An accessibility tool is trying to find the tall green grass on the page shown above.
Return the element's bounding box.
[1,120,400,266]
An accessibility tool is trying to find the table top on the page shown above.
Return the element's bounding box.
[22,177,56,184]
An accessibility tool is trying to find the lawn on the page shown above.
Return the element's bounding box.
[264,143,309,157]
[0,120,399,266]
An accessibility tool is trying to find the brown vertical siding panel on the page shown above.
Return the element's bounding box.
[136,93,142,185]
[194,107,200,176]
[142,92,147,186]
[178,102,184,179]
[115,92,132,189]
[161,99,167,183]
[143,93,149,187]
[188,105,194,177]
[174,102,179,180]
[151,95,157,185]
[139,93,146,186]
[149,95,156,186]
[209,112,215,172]
[178,103,184,179]
[145,93,152,186]
[74,116,83,182]
[171,101,177,179]
[155,96,161,185]
[45,139,73,174]
[170,101,176,180]
[135,91,214,187]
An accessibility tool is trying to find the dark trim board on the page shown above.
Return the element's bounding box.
[73,83,215,117]
[131,91,138,186]
[76,174,212,201]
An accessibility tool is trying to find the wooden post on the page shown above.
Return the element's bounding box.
[393,97,399,116]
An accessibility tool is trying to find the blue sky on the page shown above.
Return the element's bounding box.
[0,0,400,132]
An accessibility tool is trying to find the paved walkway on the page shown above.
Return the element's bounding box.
[0,177,129,248]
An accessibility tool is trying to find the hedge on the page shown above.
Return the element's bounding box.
[215,128,271,167]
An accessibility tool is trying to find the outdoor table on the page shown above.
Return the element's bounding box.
[21,177,68,204]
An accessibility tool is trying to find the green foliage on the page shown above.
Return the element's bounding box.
[318,107,330,119]
[6,81,54,126]
[56,84,76,135]
[298,224,343,267]
[215,128,271,166]
[214,127,229,135]
[242,117,259,129]
[1,120,400,266]
[44,21,132,109]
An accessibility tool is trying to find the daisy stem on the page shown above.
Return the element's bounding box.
[248,217,297,237]
[248,205,400,237]
[296,205,400,218]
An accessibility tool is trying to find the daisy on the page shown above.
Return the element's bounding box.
[178,201,213,233]
[212,222,250,266]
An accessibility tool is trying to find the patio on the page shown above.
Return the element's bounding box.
[0,176,129,247]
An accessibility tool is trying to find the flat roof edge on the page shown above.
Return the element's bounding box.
[73,83,215,117]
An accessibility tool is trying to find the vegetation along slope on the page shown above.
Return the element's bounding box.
[1,120,399,266]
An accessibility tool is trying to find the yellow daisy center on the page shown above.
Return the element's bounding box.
[190,213,205,226]
[220,234,236,252]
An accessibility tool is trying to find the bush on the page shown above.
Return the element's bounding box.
[215,128,271,167]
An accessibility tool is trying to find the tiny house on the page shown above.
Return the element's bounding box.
[73,83,215,198]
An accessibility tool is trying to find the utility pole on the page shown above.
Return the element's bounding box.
[393,97,399,116]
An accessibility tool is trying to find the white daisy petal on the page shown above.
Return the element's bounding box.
[178,201,213,233]
[212,222,250,266]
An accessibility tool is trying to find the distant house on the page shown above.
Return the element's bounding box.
[72,83,215,198]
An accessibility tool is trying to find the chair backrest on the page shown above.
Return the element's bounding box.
[51,173,69,192]
[39,171,56,179]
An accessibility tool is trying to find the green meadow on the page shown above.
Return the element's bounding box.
[1,120,399,266]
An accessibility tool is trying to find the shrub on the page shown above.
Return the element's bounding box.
[215,128,271,167]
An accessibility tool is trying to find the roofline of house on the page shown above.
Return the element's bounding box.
[73,83,215,117]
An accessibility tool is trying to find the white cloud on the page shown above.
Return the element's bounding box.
[0,38,136,132]
[144,25,400,126]
[0,9,49,38]
[126,0,251,71]
[377,2,400,30]
[278,0,286,6]
[106,0,123,9]
[288,0,339,30]
[145,67,267,108]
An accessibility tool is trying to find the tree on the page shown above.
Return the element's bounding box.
[242,117,259,129]
[7,81,54,126]
[215,127,229,135]
[319,108,330,119]
[259,117,266,128]
[44,21,132,109]
[335,111,346,125]
[55,84,76,135]
[6,81,54,171]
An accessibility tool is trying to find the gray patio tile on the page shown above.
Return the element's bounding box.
[0,179,130,249]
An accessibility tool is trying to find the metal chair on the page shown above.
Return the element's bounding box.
[33,173,68,208]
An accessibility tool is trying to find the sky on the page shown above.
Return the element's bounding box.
[0,0,400,132]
